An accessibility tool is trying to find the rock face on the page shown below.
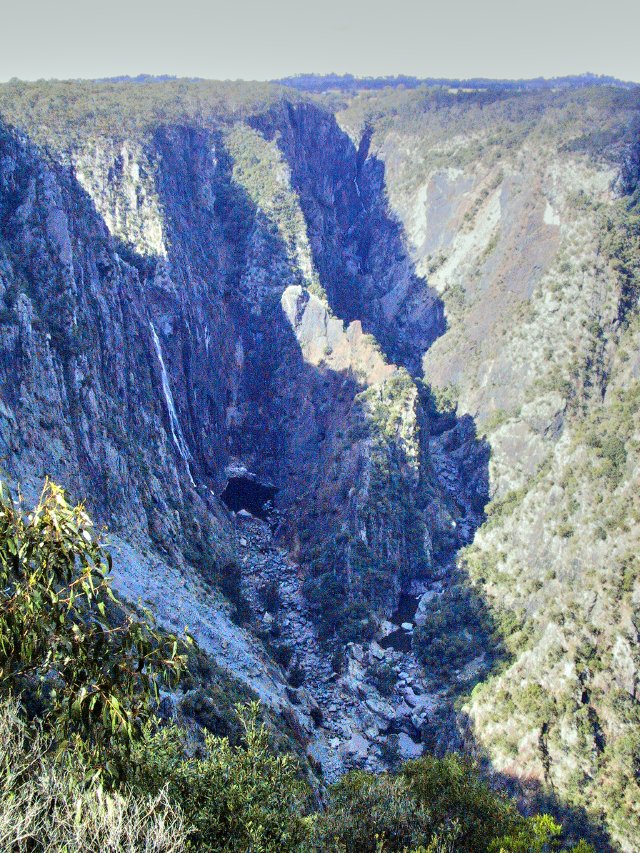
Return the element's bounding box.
[0,80,639,849]
[0,87,485,779]
[335,86,640,849]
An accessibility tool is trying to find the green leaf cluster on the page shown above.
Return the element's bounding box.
[0,478,187,779]
[313,755,594,853]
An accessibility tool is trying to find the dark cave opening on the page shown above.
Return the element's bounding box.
[221,476,277,521]
[391,592,420,625]
[379,592,420,653]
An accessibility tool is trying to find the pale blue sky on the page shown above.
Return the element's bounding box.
[1,0,639,83]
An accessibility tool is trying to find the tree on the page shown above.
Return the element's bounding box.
[0,478,187,779]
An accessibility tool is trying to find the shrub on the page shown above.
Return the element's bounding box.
[411,583,490,679]
[313,769,435,852]
[259,579,282,614]
[132,701,310,852]
[288,660,306,688]
[218,558,252,624]
[431,383,459,415]
[369,660,398,697]
[269,641,295,670]
[314,756,515,852]
[402,754,519,851]
[314,756,593,853]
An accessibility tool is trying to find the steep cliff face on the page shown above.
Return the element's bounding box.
[1,79,639,847]
[335,86,640,848]
[254,103,446,372]
[0,84,489,783]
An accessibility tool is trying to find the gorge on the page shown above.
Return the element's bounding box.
[0,77,639,849]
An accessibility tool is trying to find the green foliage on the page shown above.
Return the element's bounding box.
[442,281,468,316]
[600,195,640,325]
[224,123,328,301]
[576,384,639,488]
[304,557,385,644]
[259,578,282,614]
[369,660,398,697]
[412,582,491,680]
[0,479,187,779]
[490,814,594,852]
[0,485,603,850]
[313,769,435,852]
[598,692,640,843]
[132,701,310,852]
[485,486,529,526]
[462,170,504,230]
[312,753,591,853]
[0,78,297,151]
[181,520,250,622]
[218,558,252,624]
[303,369,429,645]
[430,383,459,415]
[178,647,260,744]
[483,408,511,432]
[402,754,519,851]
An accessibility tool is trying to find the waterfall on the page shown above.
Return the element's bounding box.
[149,321,195,486]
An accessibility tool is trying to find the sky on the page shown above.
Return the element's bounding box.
[1,0,639,84]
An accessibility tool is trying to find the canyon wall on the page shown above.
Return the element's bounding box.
[0,80,639,847]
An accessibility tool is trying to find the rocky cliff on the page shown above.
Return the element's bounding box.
[0,79,639,848]
[334,85,640,848]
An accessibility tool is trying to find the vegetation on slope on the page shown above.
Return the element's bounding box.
[0,78,298,150]
[325,85,640,849]
[0,480,594,851]
[0,77,635,848]
[458,175,640,849]
[303,369,430,645]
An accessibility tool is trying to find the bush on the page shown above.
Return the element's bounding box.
[259,579,282,614]
[288,660,306,688]
[132,702,310,852]
[411,583,490,679]
[313,770,435,852]
[402,754,519,851]
[313,753,521,852]
[369,660,398,697]
[314,756,593,853]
